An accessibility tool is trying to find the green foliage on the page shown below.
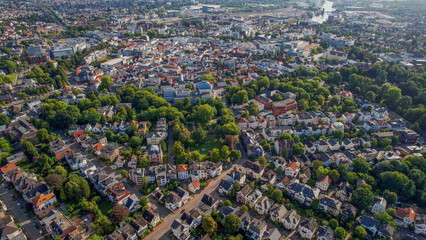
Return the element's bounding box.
[354,226,367,238]
[224,214,241,234]
[351,185,374,211]
[202,215,217,236]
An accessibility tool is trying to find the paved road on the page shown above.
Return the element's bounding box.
[144,167,234,240]
[0,185,43,240]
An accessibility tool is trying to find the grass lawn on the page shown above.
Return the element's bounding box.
[190,136,222,159]
[99,200,113,215]
[6,74,17,85]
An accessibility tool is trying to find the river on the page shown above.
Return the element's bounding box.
[311,0,335,24]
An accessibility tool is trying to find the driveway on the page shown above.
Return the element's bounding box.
[0,185,43,240]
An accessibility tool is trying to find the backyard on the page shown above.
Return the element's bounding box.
[190,135,222,160]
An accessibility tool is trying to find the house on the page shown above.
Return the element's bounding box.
[397,207,415,227]
[285,162,299,178]
[0,215,27,240]
[360,215,380,236]
[261,168,277,184]
[146,132,163,145]
[283,209,301,230]
[316,175,332,192]
[171,219,190,240]
[327,138,340,151]
[165,192,182,211]
[240,211,252,231]
[319,195,342,217]
[180,209,202,229]
[278,113,296,126]
[414,216,426,235]
[218,179,233,195]
[334,182,353,202]
[247,218,267,240]
[227,167,246,185]
[255,196,274,215]
[128,155,137,169]
[130,216,148,237]
[143,208,161,226]
[175,187,189,204]
[287,182,320,206]
[101,143,120,161]
[243,161,265,179]
[123,194,140,213]
[316,139,329,152]
[188,179,200,193]
[236,185,253,205]
[246,189,262,207]
[32,192,57,217]
[147,145,163,164]
[276,176,292,190]
[178,165,189,181]
[270,204,288,223]
[316,226,334,240]
[378,223,395,239]
[371,196,387,213]
[42,210,78,239]
[201,194,219,210]
[298,218,318,239]
[49,139,71,159]
[238,118,248,130]
[112,222,137,240]
[340,203,358,223]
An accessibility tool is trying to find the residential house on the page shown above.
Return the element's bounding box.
[359,215,380,236]
[49,139,71,159]
[316,226,334,240]
[130,216,148,237]
[165,192,182,211]
[255,196,273,215]
[397,208,415,227]
[243,161,265,179]
[378,223,395,239]
[101,143,120,161]
[246,189,262,207]
[147,145,163,164]
[236,185,252,205]
[371,196,387,213]
[123,194,140,213]
[247,218,267,240]
[283,209,301,230]
[188,179,200,193]
[143,208,161,226]
[227,167,246,185]
[319,195,342,217]
[316,175,332,192]
[32,192,57,217]
[298,218,318,239]
[285,162,299,178]
[146,132,163,145]
[171,219,190,240]
[287,182,320,206]
[218,179,233,195]
[42,210,78,239]
[175,187,189,204]
[270,204,288,223]
[201,194,219,210]
[414,216,426,235]
[178,165,189,181]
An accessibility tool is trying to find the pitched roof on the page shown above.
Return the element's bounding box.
[190,179,200,189]
[32,192,56,208]
[286,162,299,171]
[397,208,415,221]
[1,163,16,174]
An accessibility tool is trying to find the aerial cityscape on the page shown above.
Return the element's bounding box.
[0,0,425,240]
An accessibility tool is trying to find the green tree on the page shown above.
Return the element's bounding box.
[351,186,374,211]
[258,156,267,166]
[229,150,241,162]
[224,214,241,234]
[292,143,305,155]
[333,130,344,140]
[334,227,346,239]
[192,104,217,123]
[241,205,248,213]
[45,174,65,192]
[220,145,230,161]
[373,211,393,224]
[172,141,185,157]
[354,226,367,238]
[121,170,128,178]
[20,140,38,160]
[270,189,283,203]
[328,169,340,183]
[64,174,90,201]
[202,215,217,236]
[383,190,398,205]
[353,158,370,174]
[329,219,338,230]
[100,76,113,91]
[0,114,10,125]
[37,128,51,143]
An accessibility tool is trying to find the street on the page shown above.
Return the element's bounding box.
[0,185,43,240]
